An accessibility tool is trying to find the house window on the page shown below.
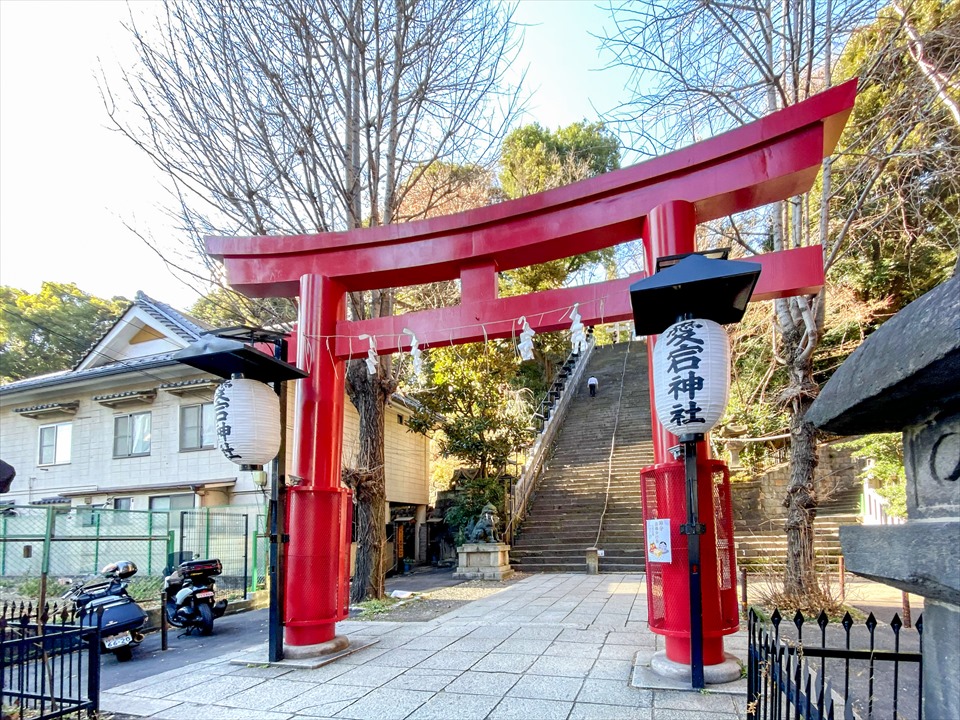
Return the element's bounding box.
[38,421,72,466]
[113,497,132,511]
[180,402,215,451]
[113,412,152,458]
[148,494,195,512]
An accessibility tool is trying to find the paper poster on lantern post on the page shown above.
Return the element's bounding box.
[646,519,672,563]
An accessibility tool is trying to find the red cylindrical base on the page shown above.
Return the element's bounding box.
[665,635,727,666]
[640,459,739,666]
[284,486,351,646]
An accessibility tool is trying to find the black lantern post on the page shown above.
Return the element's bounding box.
[631,251,761,689]
[173,328,306,663]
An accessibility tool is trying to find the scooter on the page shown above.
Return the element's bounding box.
[163,558,228,636]
[61,560,147,662]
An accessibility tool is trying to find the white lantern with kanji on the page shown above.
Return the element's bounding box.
[652,318,730,436]
[213,377,282,469]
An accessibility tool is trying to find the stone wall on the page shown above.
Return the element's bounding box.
[731,440,867,531]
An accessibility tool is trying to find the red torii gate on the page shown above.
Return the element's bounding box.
[208,79,856,659]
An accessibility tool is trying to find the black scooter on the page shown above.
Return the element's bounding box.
[163,558,228,636]
[62,560,147,662]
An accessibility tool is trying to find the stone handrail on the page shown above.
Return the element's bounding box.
[505,338,595,544]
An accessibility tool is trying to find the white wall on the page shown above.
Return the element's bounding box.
[0,377,251,508]
[2,373,430,510]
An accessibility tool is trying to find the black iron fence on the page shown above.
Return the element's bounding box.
[747,607,923,720]
[1,602,100,720]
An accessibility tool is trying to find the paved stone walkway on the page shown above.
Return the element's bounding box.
[103,573,749,720]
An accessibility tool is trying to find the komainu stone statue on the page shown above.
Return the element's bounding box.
[468,502,501,543]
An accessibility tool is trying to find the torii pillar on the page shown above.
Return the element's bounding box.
[206,80,857,660]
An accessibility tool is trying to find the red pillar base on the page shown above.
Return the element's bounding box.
[283,485,351,647]
[665,634,726,666]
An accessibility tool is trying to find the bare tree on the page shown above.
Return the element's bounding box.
[103,0,523,601]
[602,0,959,600]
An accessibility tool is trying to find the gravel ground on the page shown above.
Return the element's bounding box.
[358,573,530,622]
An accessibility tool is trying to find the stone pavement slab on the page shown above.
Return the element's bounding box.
[107,573,751,719]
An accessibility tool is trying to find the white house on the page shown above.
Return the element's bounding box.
[0,292,431,571]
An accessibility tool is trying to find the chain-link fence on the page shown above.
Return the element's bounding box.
[0,505,170,604]
[179,508,248,596]
[2,504,267,604]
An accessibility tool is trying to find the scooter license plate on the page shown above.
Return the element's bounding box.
[196,591,215,598]
[104,632,132,649]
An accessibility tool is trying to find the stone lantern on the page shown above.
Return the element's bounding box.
[807,274,960,720]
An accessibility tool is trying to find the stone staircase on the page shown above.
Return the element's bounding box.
[734,481,863,574]
[511,342,654,573]
[509,341,864,575]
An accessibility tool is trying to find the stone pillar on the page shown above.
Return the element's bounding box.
[808,275,960,720]
[586,547,599,575]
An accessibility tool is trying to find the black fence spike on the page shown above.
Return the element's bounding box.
[772,608,782,627]
[793,609,804,630]
[749,601,923,720]
[916,613,923,635]
[891,613,903,633]
[817,610,829,631]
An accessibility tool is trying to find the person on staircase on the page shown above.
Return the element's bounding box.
[587,375,598,397]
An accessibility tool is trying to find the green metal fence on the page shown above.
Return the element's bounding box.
[0,505,170,603]
[252,514,268,593]
[1,504,267,602]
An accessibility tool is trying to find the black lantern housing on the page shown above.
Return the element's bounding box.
[630,253,763,337]
[173,334,306,383]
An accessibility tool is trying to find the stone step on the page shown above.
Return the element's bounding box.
[512,562,590,572]
[513,542,646,553]
[513,342,656,573]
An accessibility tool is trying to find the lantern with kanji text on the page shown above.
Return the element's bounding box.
[213,376,282,470]
[652,318,730,436]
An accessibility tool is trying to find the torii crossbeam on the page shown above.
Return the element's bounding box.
[208,79,856,658]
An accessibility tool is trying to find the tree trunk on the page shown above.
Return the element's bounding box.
[346,358,391,602]
[780,312,820,597]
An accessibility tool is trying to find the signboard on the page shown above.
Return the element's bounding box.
[646,519,672,563]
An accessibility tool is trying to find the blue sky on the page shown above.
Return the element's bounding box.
[0,0,635,310]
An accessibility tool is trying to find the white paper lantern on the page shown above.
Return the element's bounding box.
[214,377,282,469]
[652,318,730,437]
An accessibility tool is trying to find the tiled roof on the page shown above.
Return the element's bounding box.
[0,353,180,396]
[32,496,71,505]
[70,292,212,372]
[0,292,218,398]
[135,291,214,342]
